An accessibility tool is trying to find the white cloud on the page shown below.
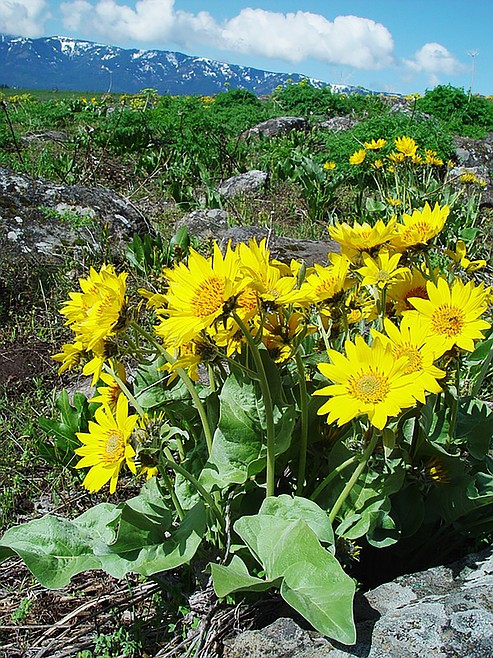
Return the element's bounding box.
[0,0,50,37]
[60,0,395,70]
[405,42,464,84]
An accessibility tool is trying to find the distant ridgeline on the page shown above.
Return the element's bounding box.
[0,34,381,97]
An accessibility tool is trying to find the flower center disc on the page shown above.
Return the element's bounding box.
[349,369,389,403]
[104,431,124,461]
[431,305,465,337]
[192,276,225,318]
[395,346,422,373]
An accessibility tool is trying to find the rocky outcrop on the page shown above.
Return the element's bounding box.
[452,133,493,206]
[241,117,308,140]
[0,167,149,263]
[176,210,338,266]
[223,547,493,658]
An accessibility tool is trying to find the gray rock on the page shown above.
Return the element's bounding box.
[452,134,493,206]
[223,547,493,658]
[241,117,308,140]
[176,213,339,266]
[316,117,358,132]
[218,170,269,199]
[0,166,149,264]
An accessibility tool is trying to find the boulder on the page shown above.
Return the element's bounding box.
[176,212,338,266]
[316,116,358,132]
[452,134,493,206]
[241,117,308,140]
[218,170,269,199]
[223,547,493,658]
[0,167,149,262]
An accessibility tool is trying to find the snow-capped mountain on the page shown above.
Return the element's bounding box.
[0,35,372,96]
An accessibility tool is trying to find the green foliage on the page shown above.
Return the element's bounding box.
[416,85,493,137]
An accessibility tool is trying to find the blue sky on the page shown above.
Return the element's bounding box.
[2,0,491,95]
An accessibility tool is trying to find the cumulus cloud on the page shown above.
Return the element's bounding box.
[60,0,395,70]
[0,0,50,37]
[405,42,464,84]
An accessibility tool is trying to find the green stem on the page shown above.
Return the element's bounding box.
[157,462,184,520]
[103,362,145,417]
[130,321,214,455]
[328,429,379,525]
[310,454,359,502]
[161,456,225,530]
[233,312,276,498]
[470,342,493,397]
[295,352,309,496]
[448,354,461,443]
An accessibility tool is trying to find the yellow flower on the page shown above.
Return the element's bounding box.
[386,197,401,207]
[261,311,311,362]
[75,395,138,493]
[315,335,422,429]
[411,154,424,165]
[407,278,490,352]
[323,161,336,170]
[394,136,418,157]
[60,264,128,350]
[372,315,446,402]
[371,159,384,170]
[90,362,126,411]
[364,138,386,150]
[425,150,444,166]
[349,149,367,165]
[358,250,411,289]
[328,218,397,259]
[52,341,86,374]
[300,254,352,304]
[445,240,486,272]
[459,172,487,187]
[344,288,378,324]
[387,151,406,164]
[391,202,449,251]
[388,267,430,314]
[156,243,248,347]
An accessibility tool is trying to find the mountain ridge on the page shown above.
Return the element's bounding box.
[0,34,378,96]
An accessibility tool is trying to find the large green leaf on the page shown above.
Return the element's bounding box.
[0,481,206,587]
[0,503,119,588]
[211,555,278,597]
[233,508,356,643]
[259,494,334,547]
[456,397,493,460]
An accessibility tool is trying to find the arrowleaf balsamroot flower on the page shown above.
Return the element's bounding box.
[60,264,128,350]
[364,138,386,150]
[358,250,411,289]
[328,218,397,259]
[349,148,366,165]
[75,395,138,494]
[394,135,418,157]
[156,243,249,348]
[407,278,491,352]
[315,335,423,430]
[391,202,449,251]
[372,316,446,402]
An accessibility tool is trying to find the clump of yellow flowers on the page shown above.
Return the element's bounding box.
[53,195,490,496]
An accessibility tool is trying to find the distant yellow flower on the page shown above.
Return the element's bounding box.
[391,202,449,251]
[371,159,384,170]
[387,152,406,164]
[323,161,336,170]
[407,278,490,352]
[364,138,387,150]
[460,172,487,187]
[386,197,401,207]
[372,315,445,402]
[395,136,418,157]
[349,149,367,165]
[411,154,424,165]
[358,251,411,289]
[75,395,138,494]
[425,149,444,166]
[315,335,421,429]
[328,218,397,259]
[445,240,486,272]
